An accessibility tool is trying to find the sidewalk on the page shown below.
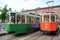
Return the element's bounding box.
[0,30,7,36]
[0,23,7,36]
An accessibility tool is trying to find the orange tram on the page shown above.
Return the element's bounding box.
[39,9,59,34]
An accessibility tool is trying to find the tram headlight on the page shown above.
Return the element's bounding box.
[45,26,48,29]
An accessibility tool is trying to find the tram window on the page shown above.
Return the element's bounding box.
[21,15,25,23]
[17,15,22,23]
[31,17,39,24]
[26,16,35,24]
[11,16,15,23]
[40,15,42,22]
[26,16,39,24]
[32,17,36,23]
[56,15,58,19]
[31,17,35,23]
[11,13,15,23]
[44,15,49,22]
[51,15,55,22]
[35,17,40,23]
[26,16,31,24]
[17,15,25,24]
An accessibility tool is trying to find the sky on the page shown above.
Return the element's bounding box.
[0,0,60,11]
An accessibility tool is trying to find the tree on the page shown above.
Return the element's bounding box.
[0,5,9,22]
[0,7,2,19]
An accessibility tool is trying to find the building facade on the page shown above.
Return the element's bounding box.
[23,5,60,17]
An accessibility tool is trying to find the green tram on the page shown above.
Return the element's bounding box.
[5,12,40,34]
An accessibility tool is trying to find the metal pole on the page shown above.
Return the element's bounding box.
[9,11,11,24]
[15,14,17,24]
[25,15,27,24]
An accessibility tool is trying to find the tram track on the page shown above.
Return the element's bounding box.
[25,32,44,40]
[48,28,59,40]
[8,31,41,40]
[34,35,44,40]
[36,30,59,40]
[12,30,59,40]
[50,35,55,40]
[33,33,44,40]
[19,31,43,40]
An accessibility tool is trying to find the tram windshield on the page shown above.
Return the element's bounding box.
[44,15,49,22]
[51,15,55,22]
[40,14,56,22]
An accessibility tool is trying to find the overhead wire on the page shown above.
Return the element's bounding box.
[23,0,41,6]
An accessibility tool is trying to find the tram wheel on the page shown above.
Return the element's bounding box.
[43,32,48,34]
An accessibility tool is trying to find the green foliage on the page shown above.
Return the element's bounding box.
[0,5,9,22]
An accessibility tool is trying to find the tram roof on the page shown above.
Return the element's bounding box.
[7,11,40,18]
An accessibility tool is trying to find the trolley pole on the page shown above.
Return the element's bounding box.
[46,0,54,22]
[46,0,54,7]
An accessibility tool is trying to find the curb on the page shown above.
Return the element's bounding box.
[0,32,14,36]
[0,33,7,36]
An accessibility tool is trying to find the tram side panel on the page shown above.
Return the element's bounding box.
[14,24,40,34]
[15,23,40,34]
[15,24,32,34]
[6,24,16,33]
[31,23,39,31]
